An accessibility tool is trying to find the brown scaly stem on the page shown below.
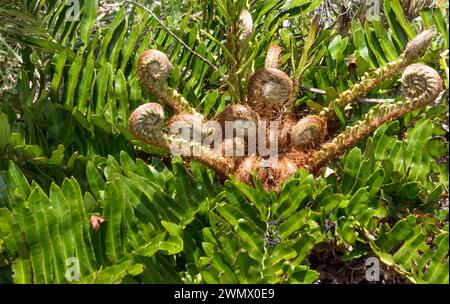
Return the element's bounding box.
[165,134,236,179]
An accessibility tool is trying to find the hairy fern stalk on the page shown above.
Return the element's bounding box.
[0,0,448,285]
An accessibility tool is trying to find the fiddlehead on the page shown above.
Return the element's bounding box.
[238,9,253,42]
[138,50,173,81]
[290,115,328,150]
[247,68,293,117]
[401,64,442,101]
[128,102,166,145]
[265,44,282,69]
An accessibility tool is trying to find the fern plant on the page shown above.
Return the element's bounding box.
[0,0,448,284]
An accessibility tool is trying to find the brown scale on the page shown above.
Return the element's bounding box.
[128,12,442,192]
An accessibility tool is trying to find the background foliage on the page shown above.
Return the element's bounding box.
[0,0,448,283]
